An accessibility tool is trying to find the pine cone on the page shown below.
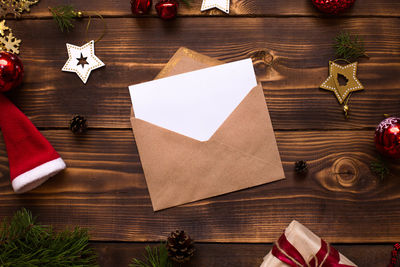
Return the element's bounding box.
[166,230,195,263]
[294,160,308,174]
[69,115,88,134]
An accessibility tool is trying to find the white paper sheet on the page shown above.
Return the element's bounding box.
[129,58,257,142]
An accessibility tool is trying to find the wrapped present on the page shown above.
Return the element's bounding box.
[260,221,357,267]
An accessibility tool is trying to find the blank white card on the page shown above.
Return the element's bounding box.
[129,58,257,142]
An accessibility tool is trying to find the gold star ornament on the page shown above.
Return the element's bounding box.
[320,61,364,104]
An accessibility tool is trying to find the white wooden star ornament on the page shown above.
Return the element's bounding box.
[62,40,105,84]
[201,0,230,13]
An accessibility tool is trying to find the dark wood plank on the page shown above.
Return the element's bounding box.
[93,242,392,267]
[19,0,400,17]
[0,129,399,242]
[4,17,400,130]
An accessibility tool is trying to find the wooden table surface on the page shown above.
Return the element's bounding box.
[0,0,400,266]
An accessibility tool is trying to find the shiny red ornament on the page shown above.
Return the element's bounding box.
[155,0,178,20]
[131,0,152,14]
[0,52,23,92]
[375,117,400,159]
[312,0,356,14]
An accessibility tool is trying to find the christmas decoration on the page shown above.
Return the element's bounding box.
[320,32,367,119]
[201,0,229,13]
[0,0,39,18]
[155,0,179,20]
[320,60,363,118]
[70,115,88,134]
[0,93,66,193]
[311,0,355,15]
[0,20,21,54]
[0,51,23,92]
[131,0,152,15]
[388,243,400,267]
[62,40,105,84]
[261,220,357,267]
[130,244,173,267]
[0,209,97,266]
[294,160,308,174]
[374,117,400,159]
[320,61,363,104]
[166,230,195,263]
[49,5,84,32]
[334,31,367,62]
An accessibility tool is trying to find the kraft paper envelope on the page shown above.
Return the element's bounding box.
[129,48,285,211]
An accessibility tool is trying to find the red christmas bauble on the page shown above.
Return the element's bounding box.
[312,0,356,14]
[375,117,400,159]
[0,52,23,92]
[155,0,178,20]
[131,0,152,14]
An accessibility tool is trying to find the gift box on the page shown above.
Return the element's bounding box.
[260,220,357,267]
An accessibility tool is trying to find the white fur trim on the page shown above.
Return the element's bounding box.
[12,158,66,193]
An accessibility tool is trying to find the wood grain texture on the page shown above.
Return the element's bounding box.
[93,242,393,267]
[0,130,399,243]
[17,0,400,17]
[4,17,400,130]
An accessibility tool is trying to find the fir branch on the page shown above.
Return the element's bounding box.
[370,158,389,181]
[130,244,173,267]
[334,31,368,61]
[0,208,98,267]
[48,5,77,32]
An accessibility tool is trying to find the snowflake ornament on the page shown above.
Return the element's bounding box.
[0,32,20,54]
[0,19,9,35]
[0,20,20,54]
[0,20,21,54]
[0,0,39,18]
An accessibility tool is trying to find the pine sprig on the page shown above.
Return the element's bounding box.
[0,208,98,267]
[334,31,368,61]
[370,158,389,181]
[130,244,173,267]
[48,5,78,32]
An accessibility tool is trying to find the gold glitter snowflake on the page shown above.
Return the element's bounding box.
[0,20,21,54]
[0,32,21,53]
[0,0,39,18]
[0,19,9,35]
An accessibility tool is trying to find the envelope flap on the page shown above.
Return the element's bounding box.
[211,83,281,166]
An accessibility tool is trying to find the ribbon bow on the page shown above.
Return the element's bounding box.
[271,234,354,267]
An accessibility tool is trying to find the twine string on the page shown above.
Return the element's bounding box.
[84,11,107,44]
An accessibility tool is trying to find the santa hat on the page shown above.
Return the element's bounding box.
[0,94,66,193]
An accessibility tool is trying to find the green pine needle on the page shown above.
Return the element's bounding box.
[0,208,98,267]
[334,31,367,61]
[130,244,173,267]
[49,5,77,32]
[180,0,191,7]
[370,159,389,181]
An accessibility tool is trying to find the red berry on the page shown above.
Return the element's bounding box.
[131,0,152,14]
[155,0,179,20]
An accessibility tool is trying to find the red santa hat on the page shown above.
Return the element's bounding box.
[0,94,66,193]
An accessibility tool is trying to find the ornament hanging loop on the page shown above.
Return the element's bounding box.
[84,11,107,44]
